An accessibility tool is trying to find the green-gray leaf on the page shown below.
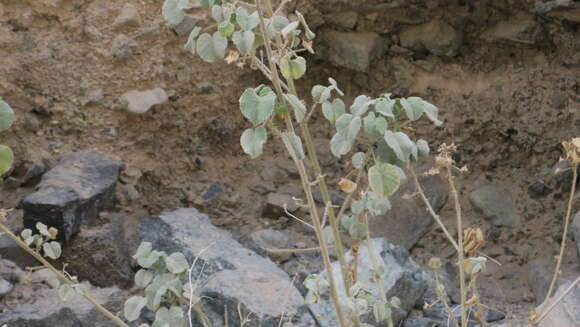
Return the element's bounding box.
[400,97,424,121]
[311,85,331,104]
[36,222,49,237]
[271,15,290,32]
[162,0,185,25]
[239,88,276,126]
[417,139,430,157]
[43,241,61,259]
[218,20,235,37]
[422,100,443,126]
[321,99,345,123]
[374,98,395,119]
[281,21,299,38]
[165,252,189,274]
[211,5,224,22]
[0,145,13,176]
[283,94,306,123]
[281,132,305,161]
[184,27,202,53]
[124,296,147,322]
[351,95,372,116]
[0,98,15,132]
[196,32,227,62]
[58,284,76,301]
[383,131,418,163]
[280,56,306,80]
[135,269,154,288]
[240,127,267,159]
[368,163,401,197]
[363,112,387,142]
[236,7,259,31]
[232,30,255,55]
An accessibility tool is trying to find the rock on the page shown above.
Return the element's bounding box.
[263,192,299,218]
[22,152,123,241]
[0,278,13,296]
[120,88,168,114]
[469,183,520,228]
[528,257,558,304]
[325,11,358,30]
[550,160,577,190]
[111,34,138,59]
[528,180,552,198]
[572,211,580,264]
[201,184,222,201]
[114,3,141,28]
[59,220,132,288]
[309,238,427,326]
[399,20,462,57]
[319,29,384,72]
[248,229,293,262]
[137,208,315,326]
[82,89,105,106]
[171,15,200,36]
[0,281,124,327]
[371,174,448,250]
[259,166,288,183]
[482,13,546,45]
[21,163,46,186]
[537,279,580,327]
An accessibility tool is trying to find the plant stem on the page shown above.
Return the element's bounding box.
[446,166,468,327]
[0,222,130,327]
[410,166,459,251]
[535,274,580,324]
[544,162,578,303]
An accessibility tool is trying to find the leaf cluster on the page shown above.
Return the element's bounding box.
[0,98,14,176]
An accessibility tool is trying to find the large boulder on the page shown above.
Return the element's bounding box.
[318,29,384,72]
[137,208,315,326]
[21,152,123,241]
[308,238,427,326]
[469,183,521,228]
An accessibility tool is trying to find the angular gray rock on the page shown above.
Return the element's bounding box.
[120,88,168,114]
[319,29,384,72]
[0,278,13,296]
[537,279,580,327]
[370,174,448,250]
[572,211,580,264]
[171,15,201,37]
[22,152,123,241]
[482,13,546,45]
[399,20,462,57]
[527,257,560,305]
[137,208,315,326]
[114,3,141,28]
[469,183,520,228]
[248,229,293,262]
[263,192,299,218]
[308,238,427,326]
[59,220,132,288]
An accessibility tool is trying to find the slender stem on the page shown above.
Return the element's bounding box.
[446,166,468,327]
[410,167,459,251]
[544,163,578,302]
[0,222,129,327]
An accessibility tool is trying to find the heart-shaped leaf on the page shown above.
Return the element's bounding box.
[59,284,76,302]
[135,269,154,288]
[236,7,259,31]
[368,163,401,197]
[0,99,14,132]
[280,56,306,80]
[196,32,227,62]
[124,296,147,322]
[281,21,299,38]
[162,0,185,25]
[322,99,345,123]
[417,139,430,157]
[232,30,255,55]
[218,20,235,37]
[400,97,424,121]
[239,88,276,126]
[422,100,443,126]
[184,27,202,53]
[383,131,418,163]
[352,152,365,169]
[374,98,395,119]
[43,241,62,259]
[351,95,372,116]
[363,113,388,142]
[240,127,267,159]
[165,252,189,274]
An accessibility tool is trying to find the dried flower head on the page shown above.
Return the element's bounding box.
[562,137,580,164]
[435,143,457,167]
[463,228,485,254]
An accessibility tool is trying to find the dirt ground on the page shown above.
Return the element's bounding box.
[0,0,579,323]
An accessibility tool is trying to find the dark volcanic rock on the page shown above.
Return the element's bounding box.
[22,152,123,241]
